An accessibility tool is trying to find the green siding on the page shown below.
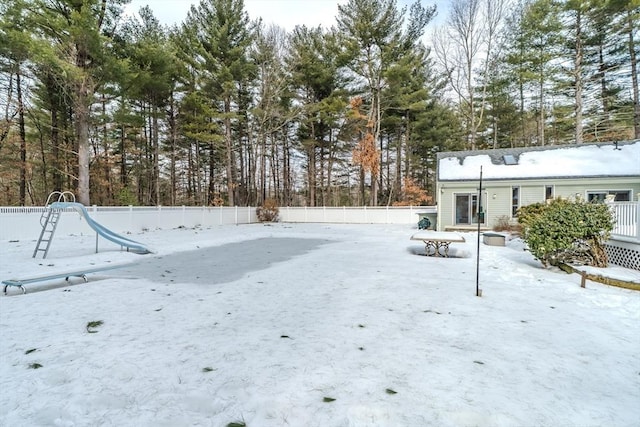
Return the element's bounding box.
[438,177,640,231]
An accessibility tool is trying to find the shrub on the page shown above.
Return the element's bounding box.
[517,198,614,268]
[492,215,521,233]
[116,187,137,206]
[256,198,279,222]
[516,202,546,228]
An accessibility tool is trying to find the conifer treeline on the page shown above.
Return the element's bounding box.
[0,0,637,206]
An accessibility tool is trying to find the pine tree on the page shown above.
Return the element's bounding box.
[186,0,255,206]
[28,0,128,205]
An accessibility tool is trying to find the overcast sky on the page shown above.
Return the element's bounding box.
[123,0,447,31]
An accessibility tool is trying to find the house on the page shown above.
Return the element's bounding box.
[435,140,640,232]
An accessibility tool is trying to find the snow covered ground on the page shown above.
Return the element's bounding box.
[1,223,639,427]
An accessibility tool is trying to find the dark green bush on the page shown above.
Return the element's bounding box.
[517,198,614,267]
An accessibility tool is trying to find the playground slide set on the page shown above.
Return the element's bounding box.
[50,201,151,254]
[2,191,151,294]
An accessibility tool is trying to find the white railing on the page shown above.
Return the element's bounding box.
[609,201,640,242]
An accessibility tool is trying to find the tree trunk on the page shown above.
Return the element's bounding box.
[208,140,216,205]
[627,8,640,139]
[247,133,256,206]
[75,85,91,206]
[168,93,177,205]
[74,41,92,206]
[152,105,160,205]
[282,129,292,205]
[17,68,26,205]
[308,121,316,207]
[574,9,583,144]
[194,142,202,204]
[119,121,127,186]
[49,107,58,190]
[598,44,609,131]
[538,70,545,146]
[101,99,112,203]
[224,97,235,206]
[187,143,194,203]
[260,133,267,204]
[308,142,316,206]
[359,166,365,206]
[326,129,335,207]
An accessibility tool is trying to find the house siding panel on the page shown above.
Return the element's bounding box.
[437,176,640,231]
[436,140,640,231]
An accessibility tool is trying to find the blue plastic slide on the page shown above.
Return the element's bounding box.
[50,202,152,254]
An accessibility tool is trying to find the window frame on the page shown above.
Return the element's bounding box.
[586,189,632,202]
[454,192,487,225]
[545,185,554,201]
[511,186,520,217]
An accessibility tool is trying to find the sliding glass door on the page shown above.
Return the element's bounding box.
[455,193,485,225]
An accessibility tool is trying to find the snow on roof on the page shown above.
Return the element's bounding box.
[438,140,640,181]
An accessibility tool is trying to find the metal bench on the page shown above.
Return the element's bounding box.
[2,264,130,294]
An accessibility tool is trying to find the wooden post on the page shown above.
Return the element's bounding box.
[581,271,586,288]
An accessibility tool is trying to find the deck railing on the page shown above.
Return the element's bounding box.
[608,201,640,242]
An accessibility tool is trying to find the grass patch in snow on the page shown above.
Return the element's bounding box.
[28,363,43,369]
[86,320,103,333]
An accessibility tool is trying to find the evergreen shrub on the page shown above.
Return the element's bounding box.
[517,198,614,268]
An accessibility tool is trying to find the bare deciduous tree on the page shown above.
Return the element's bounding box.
[433,0,505,150]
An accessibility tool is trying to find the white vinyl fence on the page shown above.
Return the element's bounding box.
[1,203,636,243]
[278,206,436,225]
[0,206,257,241]
[0,205,434,241]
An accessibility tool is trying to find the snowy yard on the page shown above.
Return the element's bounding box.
[1,223,639,426]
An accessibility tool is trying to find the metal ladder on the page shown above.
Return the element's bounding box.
[32,191,76,259]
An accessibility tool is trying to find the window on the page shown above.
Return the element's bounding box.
[455,193,486,225]
[545,185,554,200]
[512,187,520,217]
[587,190,631,202]
[503,154,518,165]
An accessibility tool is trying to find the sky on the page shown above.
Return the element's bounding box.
[123,0,448,31]
[1,223,639,425]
